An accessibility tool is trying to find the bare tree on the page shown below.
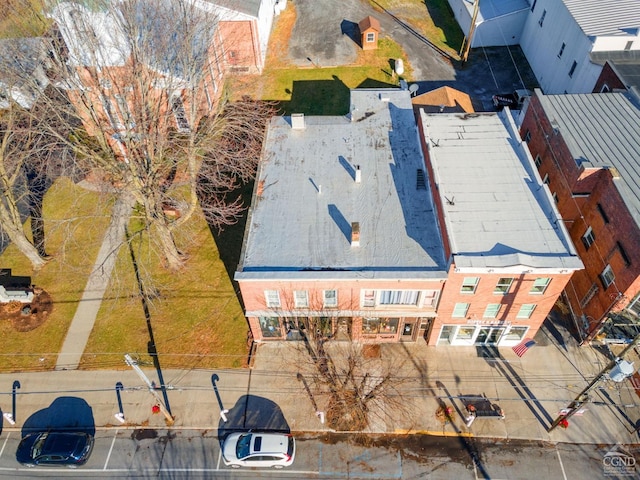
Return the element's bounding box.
[26,0,274,270]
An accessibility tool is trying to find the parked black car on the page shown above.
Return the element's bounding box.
[16,432,94,467]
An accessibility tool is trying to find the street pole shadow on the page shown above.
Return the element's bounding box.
[477,346,554,430]
[217,395,290,445]
[21,397,95,437]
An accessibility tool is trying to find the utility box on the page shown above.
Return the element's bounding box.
[609,360,635,382]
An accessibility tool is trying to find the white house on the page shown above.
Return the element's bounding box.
[448,0,640,94]
[448,0,529,47]
[520,0,640,94]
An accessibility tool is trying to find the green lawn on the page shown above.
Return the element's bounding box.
[0,178,111,371]
[80,206,249,370]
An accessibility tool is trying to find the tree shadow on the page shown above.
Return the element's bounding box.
[217,394,290,443]
[21,397,95,436]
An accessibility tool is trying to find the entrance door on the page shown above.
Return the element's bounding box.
[475,327,505,345]
[401,320,417,341]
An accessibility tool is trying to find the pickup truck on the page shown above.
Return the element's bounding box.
[492,89,532,110]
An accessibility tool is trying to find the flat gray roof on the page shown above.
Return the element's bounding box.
[236,89,447,281]
[537,90,640,228]
[418,110,582,272]
[563,0,640,37]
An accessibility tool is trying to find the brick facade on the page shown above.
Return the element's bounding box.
[520,94,640,339]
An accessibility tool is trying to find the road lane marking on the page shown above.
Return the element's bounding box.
[0,433,10,458]
[104,430,118,470]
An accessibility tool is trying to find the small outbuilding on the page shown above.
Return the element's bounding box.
[358,16,380,50]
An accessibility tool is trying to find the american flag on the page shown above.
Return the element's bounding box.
[513,338,536,357]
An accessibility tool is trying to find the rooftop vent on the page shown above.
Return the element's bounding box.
[291,113,305,130]
[351,222,360,247]
[416,169,426,190]
[355,165,361,183]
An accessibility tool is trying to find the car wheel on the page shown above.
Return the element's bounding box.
[67,464,79,469]
[274,465,284,469]
[22,463,36,468]
[231,464,241,469]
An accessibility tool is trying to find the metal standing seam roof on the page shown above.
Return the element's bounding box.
[563,0,640,37]
[537,91,640,227]
[235,89,448,281]
[418,110,582,271]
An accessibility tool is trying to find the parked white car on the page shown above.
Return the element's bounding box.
[222,432,295,469]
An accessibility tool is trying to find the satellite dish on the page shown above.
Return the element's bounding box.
[409,84,419,96]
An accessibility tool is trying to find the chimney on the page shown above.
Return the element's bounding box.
[355,165,361,183]
[351,222,360,247]
[291,113,305,130]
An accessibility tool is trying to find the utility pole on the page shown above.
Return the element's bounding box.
[549,334,640,431]
[460,0,480,63]
[125,354,174,425]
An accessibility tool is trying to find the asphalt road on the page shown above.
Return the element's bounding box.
[0,429,634,479]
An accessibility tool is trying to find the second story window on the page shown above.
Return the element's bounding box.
[600,265,615,289]
[452,303,470,318]
[582,227,595,250]
[483,303,501,319]
[264,290,280,308]
[294,290,308,308]
[323,290,338,308]
[494,278,514,294]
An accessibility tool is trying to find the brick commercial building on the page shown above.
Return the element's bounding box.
[520,90,640,342]
[236,88,582,346]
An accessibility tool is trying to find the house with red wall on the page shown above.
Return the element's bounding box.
[520,89,640,342]
[236,89,449,343]
[236,87,583,347]
[416,109,583,346]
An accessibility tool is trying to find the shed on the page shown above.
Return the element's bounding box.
[358,16,380,50]
[412,86,475,113]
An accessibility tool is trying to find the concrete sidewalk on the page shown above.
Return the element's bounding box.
[2,338,639,445]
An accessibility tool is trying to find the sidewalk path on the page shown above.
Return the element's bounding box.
[3,341,638,446]
[55,194,133,371]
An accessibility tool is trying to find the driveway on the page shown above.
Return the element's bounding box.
[287,0,538,110]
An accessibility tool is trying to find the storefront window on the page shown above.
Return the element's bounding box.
[504,326,528,341]
[362,317,399,335]
[438,325,455,345]
[455,327,476,341]
[259,317,281,338]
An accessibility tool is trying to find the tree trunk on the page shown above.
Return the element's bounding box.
[153,219,184,270]
[3,221,47,269]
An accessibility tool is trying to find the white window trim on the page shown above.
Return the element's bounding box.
[582,226,595,249]
[294,290,308,308]
[323,289,338,308]
[264,290,280,308]
[494,278,514,294]
[483,303,501,319]
[530,278,550,295]
[516,304,536,319]
[600,265,615,288]
[171,94,190,132]
[452,303,470,318]
[361,289,439,308]
[461,277,479,294]
[366,32,375,42]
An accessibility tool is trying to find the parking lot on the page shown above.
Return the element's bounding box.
[287,0,538,110]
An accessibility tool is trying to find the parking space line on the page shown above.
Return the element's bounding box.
[0,432,9,459]
[103,429,118,470]
[556,445,568,480]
